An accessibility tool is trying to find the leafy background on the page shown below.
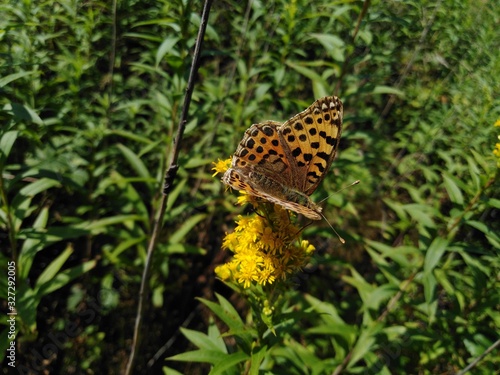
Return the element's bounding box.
[1,0,499,374]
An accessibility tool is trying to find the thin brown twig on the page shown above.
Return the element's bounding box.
[456,338,500,375]
[124,0,213,373]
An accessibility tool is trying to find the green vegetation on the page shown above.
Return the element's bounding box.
[1,0,499,373]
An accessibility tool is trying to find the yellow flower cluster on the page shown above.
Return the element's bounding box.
[213,159,316,288]
[215,206,316,288]
[494,120,500,168]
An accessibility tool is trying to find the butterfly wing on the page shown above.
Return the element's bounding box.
[278,96,343,196]
[222,167,322,220]
[228,120,293,186]
[222,97,342,220]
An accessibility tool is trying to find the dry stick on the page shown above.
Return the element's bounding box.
[456,338,500,375]
[124,0,214,373]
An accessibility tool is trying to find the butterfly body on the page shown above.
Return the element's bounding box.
[223,96,343,220]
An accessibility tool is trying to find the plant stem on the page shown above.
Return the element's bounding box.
[124,0,214,373]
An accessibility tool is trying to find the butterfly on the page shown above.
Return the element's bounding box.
[222,96,343,220]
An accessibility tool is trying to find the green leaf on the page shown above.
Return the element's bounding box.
[105,236,147,261]
[422,270,437,305]
[18,178,61,199]
[162,366,183,375]
[169,213,207,244]
[16,285,39,334]
[165,243,206,255]
[348,323,383,367]
[198,296,244,331]
[17,226,90,242]
[168,349,227,364]
[383,198,409,221]
[270,343,319,373]
[5,103,43,125]
[309,33,345,62]
[207,318,227,353]
[285,61,327,88]
[36,257,97,297]
[198,294,253,350]
[249,345,268,375]
[156,37,180,67]
[488,198,500,209]
[442,172,464,205]
[343,267,376,306]
[0,130,19,168]
[79,215,146,234]
[17,207,49,278]
[372,86,405,96]
[466,220,500,248]
[180,327,226,352]
[35,245,73,288]
[108,129,155,144]
[0,71,36,88]
[365,284,399,311]
[211,352,249,375]
[423,237,449,275]
[116,143,151,179]
[404,204,436,228]
[307,323,357,339]
[304,294,346,326]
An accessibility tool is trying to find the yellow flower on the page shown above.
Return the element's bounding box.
[494,138,500,168]
[494,141,500,158]
[236,190,259,206]
[214,157,318,289]
[301,240,316,254]
[494,120,500,168]
[215,264,231,280]
[216,208,316,288]
[212,158,231,177]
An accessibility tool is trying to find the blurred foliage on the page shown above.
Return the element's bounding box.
[0,0,499,374]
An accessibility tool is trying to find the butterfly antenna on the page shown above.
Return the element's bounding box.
[318,180,360,204]
[315,180,360,244]
[294,221,313,237]
[319,211,346,244]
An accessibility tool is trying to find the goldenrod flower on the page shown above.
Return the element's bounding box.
[494,137,500,158]
[214,156,317,289]
[212,158,232,177]
[236,190,259,207]
[494,120,500,168]
[215,204,316,288]
[214,264,231,280]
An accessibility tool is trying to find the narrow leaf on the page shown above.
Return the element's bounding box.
[168,349,228,364]
[116,143,150,179]
[442,172,464,205]
[180,327,226,352]
[423,237,449,275]
[211,352,249,375]
[0,130,19,167]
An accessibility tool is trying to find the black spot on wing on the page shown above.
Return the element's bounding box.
[292,147,302,157]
